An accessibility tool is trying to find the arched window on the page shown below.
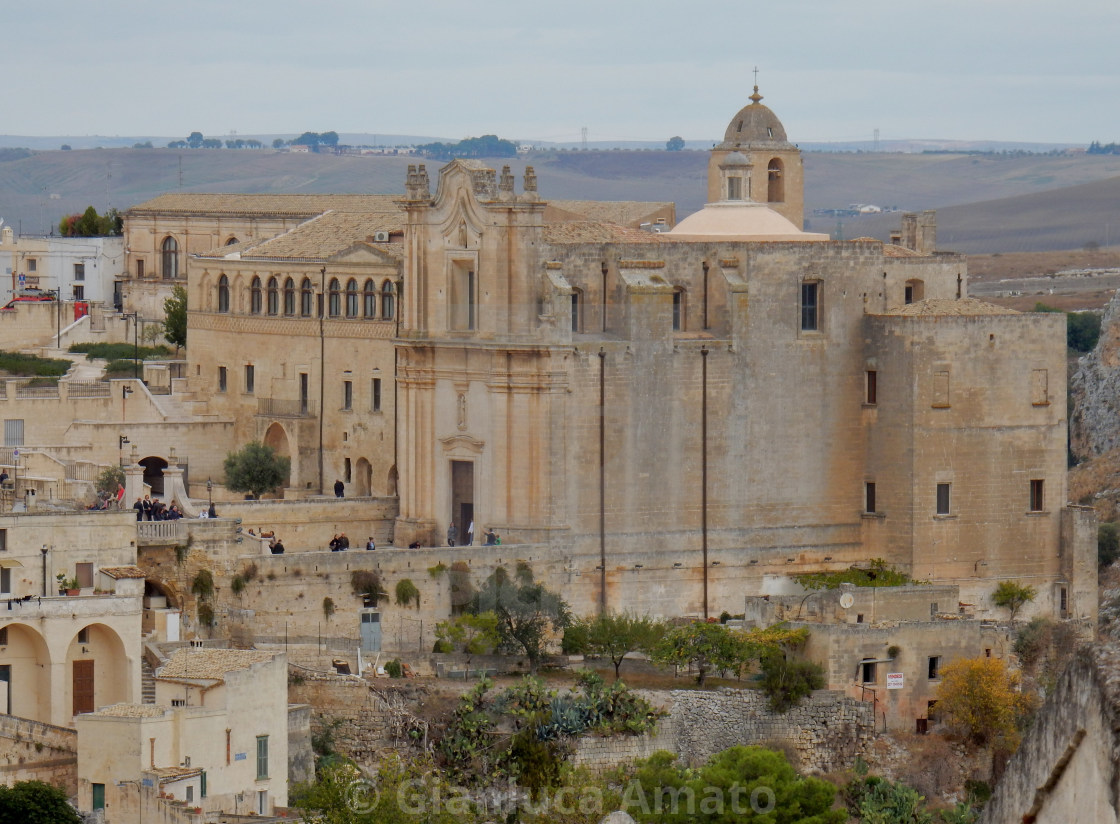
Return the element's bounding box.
[381,280,395,320]
[266,277,279,315]
[345,279,359,318]
[283,277,295,315]
[300,277,313,317]
[328,278,341,317]
[250,276,262,314]
[363,279,377,318]
[161,237,179,279]
[225,236,239,246]
[767,158,785,203]
[217,275,230,313]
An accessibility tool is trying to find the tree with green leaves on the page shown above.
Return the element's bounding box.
[992,580,1037,623]
[580,612,666,679]
[94,465,125,498]
[652,621,749,686]
[187,131,204,148]
[163,284,187,352]
[666,136,685,151]
[222,441,290,499]
[433,612,501,654]
[58,206,122,237]
[467,563,570,672]
[1100,522,1120,568]
[0,780,81,824]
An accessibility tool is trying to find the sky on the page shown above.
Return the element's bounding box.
[2,0,1116,145]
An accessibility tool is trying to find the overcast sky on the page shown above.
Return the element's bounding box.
[3,0,1115,144]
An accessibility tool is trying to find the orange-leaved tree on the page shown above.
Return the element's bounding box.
[934,656,1036,753]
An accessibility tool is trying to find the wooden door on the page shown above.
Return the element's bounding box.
[73,660,94,715]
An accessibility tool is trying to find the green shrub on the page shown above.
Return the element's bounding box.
[561,621,590,654]
[190,569,215,600]
[385,659,403,678]
[1100,523,1120,568]
[351,570,387,606]
[230,575,246,595]
[395,578,420,609]
[759,650,825,712]
[0,350,70,377]
[69,342,171,360]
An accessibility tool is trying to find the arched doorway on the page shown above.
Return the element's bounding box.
[140,456,168,496]
[387,465,398,497]
[355,458,372,496]
[66,623,130,716]
[767,158,784,203]
[143,580,180,638]
[0,623,51,721]
[263,423,292,488]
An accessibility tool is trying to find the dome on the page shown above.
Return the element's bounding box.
[720,151,751,168]
[719,87,795,149]
[669,201,827,243]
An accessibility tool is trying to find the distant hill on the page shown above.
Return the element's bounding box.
[1,145,1118,254]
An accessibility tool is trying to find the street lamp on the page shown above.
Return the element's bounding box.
[118,435,130,468]
[116,779,142,824]
[206,478,215,518]
[39,545,47,597]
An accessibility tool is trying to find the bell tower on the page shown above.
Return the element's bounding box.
[707,84,805,228]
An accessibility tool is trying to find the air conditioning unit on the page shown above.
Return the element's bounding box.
[373,231,390,243]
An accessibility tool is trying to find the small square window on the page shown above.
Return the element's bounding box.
[927,656,941,680]
[77,627,90,644]
[74,263,85,281]
[936,483,951,516]
[1030,479,1044,512]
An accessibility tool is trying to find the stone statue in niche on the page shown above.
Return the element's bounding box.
[457,393,467,431]
[458,221,468,249]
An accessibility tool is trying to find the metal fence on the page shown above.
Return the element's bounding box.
[67,380,112,398]
[257,397,315,417]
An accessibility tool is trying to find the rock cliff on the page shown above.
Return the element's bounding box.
[1071,291,1120,458]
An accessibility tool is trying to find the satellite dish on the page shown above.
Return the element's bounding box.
[839,593,855,609]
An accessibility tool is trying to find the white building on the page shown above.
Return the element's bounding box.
[0,225,124,305]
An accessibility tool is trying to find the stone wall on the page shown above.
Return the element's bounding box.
[0,714,78,793]
[571,729,678,774]
[288,703,314,788]
[670,688,873,774]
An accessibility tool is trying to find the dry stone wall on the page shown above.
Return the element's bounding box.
[0,714,78,793]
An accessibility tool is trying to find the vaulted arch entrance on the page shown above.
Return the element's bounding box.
[263,422,292,488]
[66,623,130,716]
[140,456,168,496]
[0,623,51,720]
[355,458,372,496]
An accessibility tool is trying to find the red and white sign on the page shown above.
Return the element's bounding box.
[886,672,904,690]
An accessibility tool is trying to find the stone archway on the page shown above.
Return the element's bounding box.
[140,456,168,496]
[65,623,130,716]
[387,465,398,497]
[0,623,51,721]
[355,458,372,496]
[263,422,292,488]
[143,579,180,638]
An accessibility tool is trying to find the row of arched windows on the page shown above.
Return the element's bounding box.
[217,275,396,320]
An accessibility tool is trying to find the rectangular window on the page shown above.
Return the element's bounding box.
[136,259,144,279]
[201,771,207,798]
[218,367,227,393]
[342,380,352,411]
[74,263,85,281]
[171,698,187,707]
[245,365,255,394]
[27,259,36,273]
[800,281,819,331]
[571,292,582,333]
[451,262,476,331]
[927,656,941,680]
[0,627,8,645]
[936,483,951,516]
[1030,479,1045,512]
[371,378,382,412]
[1060,587,1068,616]
[72,285,84,300]
[864,482,876,514]
[865,370,877,405]
[932,370,950,408]
[0,529,6,552]
[92,783,105,810]
[256,735,269,779]
[300,373,309,415]
[672,290,684,331]
[77,627,90,643]
[4,419,24,447]
[0,568,9,596]
[727,177,741,201]
[861,660,876,684]
[904,284,914,304]
[186,786,194,803]
[1031,369,1049,405]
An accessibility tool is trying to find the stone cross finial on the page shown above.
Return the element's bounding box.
[523,166,537,193]
[405,164,430,201]
[499,165,515,197]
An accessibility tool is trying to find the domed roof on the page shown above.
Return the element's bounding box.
[719,87,795,149]
[668,201,827,243]
[720,151,751,168]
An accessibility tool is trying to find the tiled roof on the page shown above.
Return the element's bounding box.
[200,210,403,261]
[548,200,674,228]
[881,244,922,258]
[544,221,660,245]
[882,298,1020,317]
[150,766,204,782]
[127,193,402,217]
[92,703,169,718]
[157,648,276,681]
[99,565,146,579]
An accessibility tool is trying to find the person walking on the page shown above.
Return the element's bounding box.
[334,479,344,498]
[365,536,376,551]
[466,521,475,546]
[447,522,458,547]
[133,497,144,521]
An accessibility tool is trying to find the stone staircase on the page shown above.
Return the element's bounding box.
[141,657,156,703]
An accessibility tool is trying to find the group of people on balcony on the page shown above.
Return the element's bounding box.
[132,495,183,521]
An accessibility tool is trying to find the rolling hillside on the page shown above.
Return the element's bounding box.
[1,146,1119,254]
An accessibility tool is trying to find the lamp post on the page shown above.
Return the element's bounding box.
[117,779,142,824]
[206,478,215,518]
[118,435,130,467]
[39,545,47,597]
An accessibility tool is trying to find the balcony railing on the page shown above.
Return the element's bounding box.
[257,398,315,418]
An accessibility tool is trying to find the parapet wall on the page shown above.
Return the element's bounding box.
[0,714,78,793]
